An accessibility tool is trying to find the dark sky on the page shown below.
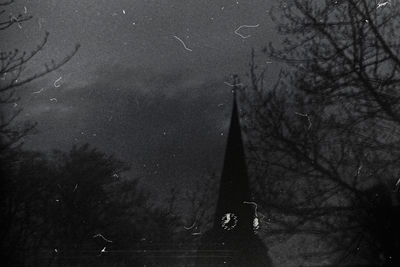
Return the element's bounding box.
[3,0,277,198]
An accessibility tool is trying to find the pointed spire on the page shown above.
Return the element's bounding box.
[213,90,253,236]
[196,88,273,267]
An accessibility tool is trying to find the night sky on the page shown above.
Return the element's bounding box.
[3,0,277,199]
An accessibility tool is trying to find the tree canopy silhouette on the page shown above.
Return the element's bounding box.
[1,143,183,266]
[238,1,400,266]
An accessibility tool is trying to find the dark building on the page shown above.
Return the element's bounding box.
[196,91,272,266]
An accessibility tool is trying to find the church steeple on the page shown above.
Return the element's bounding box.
[213,91,253,236]
[196,87,272,267]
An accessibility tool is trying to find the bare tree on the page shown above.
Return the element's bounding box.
[0,0,79,152]
[268,0,400,128]
[238,1,400,266]
[0,1,79,265]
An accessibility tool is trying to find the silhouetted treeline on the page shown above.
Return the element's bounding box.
[0,144,185,266]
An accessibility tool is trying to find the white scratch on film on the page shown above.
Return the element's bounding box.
[234,24,259,39]
[93,233,113,243]
[54,77,62,87]
[173,35,193,51]
[244,201,261,231]
[32,88,45,94]
[100,247,107,254]
[184,221,196,230]
[377,1,391,8]
[224,81,243,87]
[243,201,258,216]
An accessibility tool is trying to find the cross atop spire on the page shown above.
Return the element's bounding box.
[230,74,240,99]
